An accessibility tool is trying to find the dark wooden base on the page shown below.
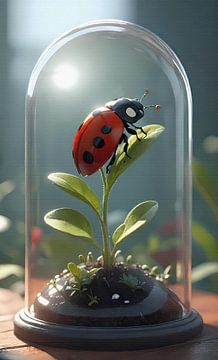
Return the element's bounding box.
[14,308,203,350]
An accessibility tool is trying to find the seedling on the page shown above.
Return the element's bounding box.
[44,124,164,272]
[44,98,165,304]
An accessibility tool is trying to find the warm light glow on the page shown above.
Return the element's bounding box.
[52,64,79,89]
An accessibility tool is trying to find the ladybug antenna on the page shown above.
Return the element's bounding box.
[139,88,161,111]
[144,104,161,111]
[139,88,149,103]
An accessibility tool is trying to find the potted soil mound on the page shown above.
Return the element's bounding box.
[34,262,183,327]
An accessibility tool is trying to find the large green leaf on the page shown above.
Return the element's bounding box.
[48,173,101,215]
[107,124,165,190]
[192,158,218,220]
[192,262,218,282]
[112,200,158,246]
[192,221,218,261]
[44,208,99,248]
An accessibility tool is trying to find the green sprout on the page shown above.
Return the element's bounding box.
[44,124,165,270]
[86,289,99,307]
[119,273,144,289]
[142,264,172,283]
[67,261,100,295]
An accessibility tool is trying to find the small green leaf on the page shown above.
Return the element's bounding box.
[112,200,158,245]
[150,265,159,275]
[125,201,158,227]
[78,254,85,263]
[192,262,218,282]
[86,251,94,264]
[48,173,101,215]
[163,265,172,275]
[67,262,82,281]
[126,255,133,264]
[107,125,165,190]
[88,267,101,276]
[44,208,99,248]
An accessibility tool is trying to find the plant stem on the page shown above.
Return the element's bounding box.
[99,169,112,269]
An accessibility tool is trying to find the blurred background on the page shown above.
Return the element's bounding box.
[0,0,217,296]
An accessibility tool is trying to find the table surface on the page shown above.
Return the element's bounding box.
[0,288,218,360]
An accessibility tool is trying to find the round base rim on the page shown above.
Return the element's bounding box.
[14,308,203,350]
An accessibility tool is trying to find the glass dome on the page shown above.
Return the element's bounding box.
[14,19,202,349]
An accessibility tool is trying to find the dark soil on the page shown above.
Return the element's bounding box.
[33,263,184,326]
[64,263,154,308]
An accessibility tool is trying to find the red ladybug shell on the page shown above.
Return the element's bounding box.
[73,106,124,176]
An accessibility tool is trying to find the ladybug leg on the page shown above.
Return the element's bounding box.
[106,134,130,174]
[106,149,117,174]
[124,123,141,141]
[122,133,131,158]
[132,124,147,136]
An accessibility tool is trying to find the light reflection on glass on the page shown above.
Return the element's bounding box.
[52,64,79,89]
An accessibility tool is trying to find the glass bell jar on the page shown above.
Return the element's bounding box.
[14,19,203,350]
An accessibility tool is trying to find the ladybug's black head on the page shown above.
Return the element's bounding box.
[106,98,144,124]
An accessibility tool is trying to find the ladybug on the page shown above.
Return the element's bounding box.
[73,90,160,176]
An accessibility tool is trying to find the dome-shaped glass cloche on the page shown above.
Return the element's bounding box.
[14,20,202,350]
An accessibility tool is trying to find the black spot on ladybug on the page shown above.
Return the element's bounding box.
[92,109,102,116]
[93,137,105,148]
[83,151,94,164]
[101,124,112,134]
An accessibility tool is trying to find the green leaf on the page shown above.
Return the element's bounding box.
[163,265,172,275]
[88,267,101,276]
[107,124,165,190]
[48,173,101,215]
[112,223,125,244]
[192,158,218,220]
[0,264,24,280]
[192,262,218,282]
[112,200,158,246]
[67,262,82,281]
[192,221,218,261]
[44,208,99,248]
